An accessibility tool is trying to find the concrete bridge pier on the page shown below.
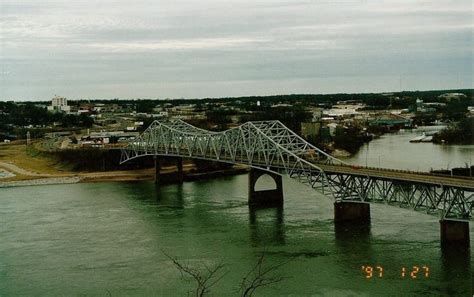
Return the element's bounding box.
[440,220,470,246]
[334,201,371,224]
[154,156,161,184]
[176,157,184,183]
[248,169,283,207]
[154,156,184,184]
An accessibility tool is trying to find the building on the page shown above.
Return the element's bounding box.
[438,93,467,101]
[47,95,71,113]
[153,111,169,118]
[95,104,122,113]
[369,113,412,130]
[79,131,139,147]
[301,122,321,142]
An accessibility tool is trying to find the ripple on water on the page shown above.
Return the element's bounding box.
[0,179,472,296]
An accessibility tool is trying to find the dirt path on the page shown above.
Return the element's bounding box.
[0,161,53,177]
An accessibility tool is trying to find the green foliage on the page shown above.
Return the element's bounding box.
[135,100,156,113]
[0,103,94,135]
[333,126,366,153]
[433,117,474,144]
[441,99,472,120]
[205,109,238,127]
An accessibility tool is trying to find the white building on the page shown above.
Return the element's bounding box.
[438,93,467,101]
[47,95,71,113]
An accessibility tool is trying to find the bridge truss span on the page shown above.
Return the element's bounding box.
[324,172,473,221]
[121,119,474,221]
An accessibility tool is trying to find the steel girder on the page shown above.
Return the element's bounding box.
[324,174,473,220]
[120,119,343,192]
[121,119,473,221]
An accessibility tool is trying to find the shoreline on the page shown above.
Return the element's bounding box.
[0,166,249,188]
[0,176,83,188]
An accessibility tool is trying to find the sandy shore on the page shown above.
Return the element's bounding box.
[0,142,248,188]
[0,165,248,188]
[0,176,83,188]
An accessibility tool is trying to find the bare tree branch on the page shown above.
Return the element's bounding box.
[163,250,228,297]
[163,248,288,297]
[240,250,288,297]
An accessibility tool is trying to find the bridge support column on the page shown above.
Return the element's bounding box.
[155,157,184,184]
[176,157,184,183]
[334,201,370,223]
[248,169,283,207]
[154,156,161,184]
[440,220,470,245]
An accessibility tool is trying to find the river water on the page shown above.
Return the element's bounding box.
[344,126,474,172]
[1,130,473,296]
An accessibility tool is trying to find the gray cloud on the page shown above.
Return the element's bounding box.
[0,0,472,100]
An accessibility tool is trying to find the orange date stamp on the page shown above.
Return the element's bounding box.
[361,265,430,279]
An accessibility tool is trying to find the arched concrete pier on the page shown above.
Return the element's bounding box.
[248,169,283,207]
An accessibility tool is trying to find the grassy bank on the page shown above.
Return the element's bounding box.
[0,141,244,185]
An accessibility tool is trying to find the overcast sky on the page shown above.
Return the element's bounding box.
[1,0,472,100]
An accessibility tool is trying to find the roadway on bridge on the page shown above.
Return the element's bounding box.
[317,163,474,190]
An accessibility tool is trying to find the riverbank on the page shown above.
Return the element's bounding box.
[0,141,249,188]
[0,166,249,188]
[0,177,83,188]
[0,143,249,188]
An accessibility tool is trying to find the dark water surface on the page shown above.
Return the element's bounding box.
[1,176,472,296]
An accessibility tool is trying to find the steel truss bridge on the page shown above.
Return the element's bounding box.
[121,119,474,221]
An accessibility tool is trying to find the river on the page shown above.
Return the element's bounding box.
[0,130,473,296]
[344,126,474,172]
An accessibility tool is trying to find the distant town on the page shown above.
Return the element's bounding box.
[1,89,473,158]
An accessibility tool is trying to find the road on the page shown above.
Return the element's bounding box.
[318,163,474,190]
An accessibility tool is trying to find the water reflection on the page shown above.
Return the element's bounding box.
[440,244,472,295]
[249,205,285,246]
[334,221,374,260]
[119,181,185,209]
[155,184,184,209]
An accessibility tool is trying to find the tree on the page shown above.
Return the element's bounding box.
[433,117,474,144]
[164,252,228,297]
[164,249,287,297]
[239,252,287,297]
[136,100,156,113]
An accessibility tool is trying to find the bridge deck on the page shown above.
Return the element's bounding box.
[317,164,474,190]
